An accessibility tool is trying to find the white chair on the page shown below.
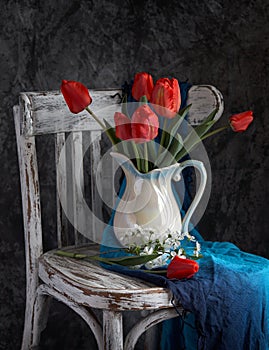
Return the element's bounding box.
[14,85,223,350]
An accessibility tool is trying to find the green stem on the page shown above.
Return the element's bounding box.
[130,141,141,171]
[158,118,168,156]
[200,125,229,141]
[144,142,148,173]
[148,140,157,170]
[85,106,106,129]
[85,106,117,147]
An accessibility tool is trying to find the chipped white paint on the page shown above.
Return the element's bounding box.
[14,86,224,350]
[20,90,122,137]
[14,105,43,350]
[188,85,224,125]
[71,131,88,245]
[103,311,123,350]
[55,132,69,247]
[89,130,105,241]
[19,86,223,137]
[39,247,174,311]
[35,284,103,350]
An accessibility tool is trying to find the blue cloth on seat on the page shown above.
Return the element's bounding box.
[100,241,269,350]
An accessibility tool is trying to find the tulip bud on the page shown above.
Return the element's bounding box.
[61,80,92,114]
[131,105,159,143]
[114,112,132,140]
[229,110,254,132]
[151,78,181,118]
[167,255,199,279]
[132,72,154,101]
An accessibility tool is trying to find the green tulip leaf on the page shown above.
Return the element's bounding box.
[147,140,158,170]
[200,108,218,123]
[56,250,160,267]
[103,119,121,145]
[168,133,184,157]
[157,133,183,168]
[98,253,160,266]
[121,94,130,118]
[158,105,191,161]
[174,109,218,161]
[141,269,167,275]
[192,120,216,140]
[178,104,192,117]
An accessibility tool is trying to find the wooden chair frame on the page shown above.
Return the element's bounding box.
[14,86,223,350]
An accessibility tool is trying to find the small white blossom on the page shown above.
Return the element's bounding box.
[124,225,201,268]
[194,241,201,257]
[142,246,154,255]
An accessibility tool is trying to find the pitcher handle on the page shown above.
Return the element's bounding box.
[174,160,207,235]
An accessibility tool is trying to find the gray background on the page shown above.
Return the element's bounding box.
[1,0,268,349]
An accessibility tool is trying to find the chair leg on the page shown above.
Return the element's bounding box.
[103,310,123,350]
[32,290,51,347]
[21,287,51,350]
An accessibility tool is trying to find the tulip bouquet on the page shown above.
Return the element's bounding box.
[61,73,253,174]
[60,73,254,279]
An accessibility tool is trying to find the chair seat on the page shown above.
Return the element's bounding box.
[38,245,174,311]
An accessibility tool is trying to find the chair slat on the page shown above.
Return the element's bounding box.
[89,131,105,244]
[19,90,122,137]
[55,132,69,247]
[102,156,118,217]
[71,131,88,245]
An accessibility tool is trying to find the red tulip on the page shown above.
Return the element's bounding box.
[131,104,159,143]
[229,110,254,132]
[151,78,181,118]
[167,255,199,279]
[132,72,154,101]
[114,112,132,140]
[61,80,92,114]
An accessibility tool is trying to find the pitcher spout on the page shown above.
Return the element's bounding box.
[110,152,140,177]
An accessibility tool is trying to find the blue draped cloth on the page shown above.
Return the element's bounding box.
[101,240,269,350]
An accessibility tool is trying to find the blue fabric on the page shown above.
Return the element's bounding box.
[101,241,269,350]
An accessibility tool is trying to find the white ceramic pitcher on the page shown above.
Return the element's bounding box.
[111,152,207,246]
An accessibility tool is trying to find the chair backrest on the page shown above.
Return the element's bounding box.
[14,85,223,280]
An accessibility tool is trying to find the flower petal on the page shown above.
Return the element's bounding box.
[132,72,154,101]
[131,105,159,143]
[151,78,181,118]
[167,255,199,279]
[61,80,92,114]
[114,112,132,140]
[229,110,254,132]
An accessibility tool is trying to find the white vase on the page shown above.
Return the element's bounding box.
[111,152,207,246]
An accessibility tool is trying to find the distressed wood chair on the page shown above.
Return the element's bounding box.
[14,85,223,350]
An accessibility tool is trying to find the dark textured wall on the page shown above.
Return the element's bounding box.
[1,0,269,349]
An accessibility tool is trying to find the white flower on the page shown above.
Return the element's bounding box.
[194,241,201,257]
[177,248,184,256]
[124,226,202,269]
[142,246,154,255]
[171,251,177,258]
